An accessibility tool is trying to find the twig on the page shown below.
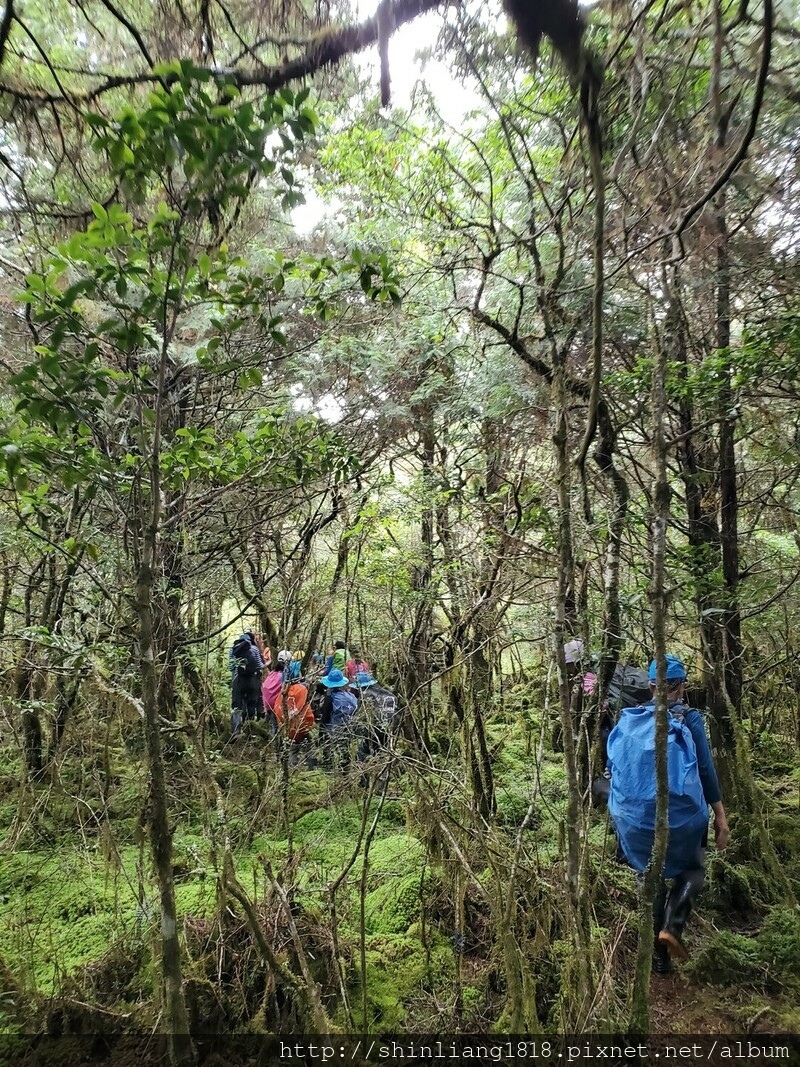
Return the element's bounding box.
[671,0,773,251]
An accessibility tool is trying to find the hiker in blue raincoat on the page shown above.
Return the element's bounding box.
[607,654,730,974]
[318,668,358,771]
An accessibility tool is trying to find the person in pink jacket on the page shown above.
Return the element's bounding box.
[262,650,291,716]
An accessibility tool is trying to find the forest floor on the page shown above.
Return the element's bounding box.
[1,709,799,1038]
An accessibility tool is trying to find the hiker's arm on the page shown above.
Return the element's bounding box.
[711,800,730,850]
[684,709,722,805]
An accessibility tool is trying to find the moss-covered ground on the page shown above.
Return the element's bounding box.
[1,709,798,1038]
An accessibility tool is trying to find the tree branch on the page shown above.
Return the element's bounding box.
[0,0,13,70]
[0,0,444,106]
[672,0,773,250]
[95,0,154,67]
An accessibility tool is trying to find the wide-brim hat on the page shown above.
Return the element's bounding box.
[353,671,377,688]
[320,668,349,688]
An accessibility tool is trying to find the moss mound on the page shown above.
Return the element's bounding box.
[757,906,800,982]
[688,907,800,994]
[687,930,762,986]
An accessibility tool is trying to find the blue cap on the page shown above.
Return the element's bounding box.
[320,668,349,688]
[648,654,687,683]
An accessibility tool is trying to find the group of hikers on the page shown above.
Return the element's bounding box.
[566,639,730,976]
[229,628,730,976]
[228,633,399,771]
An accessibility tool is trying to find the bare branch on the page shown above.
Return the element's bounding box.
[0,0,445,106]
[0,0,13,69]
[95,0,154,67]
[672,0,773,249]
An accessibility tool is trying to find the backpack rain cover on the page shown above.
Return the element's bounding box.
[607,704,708,878]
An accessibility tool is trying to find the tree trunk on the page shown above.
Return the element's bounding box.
[712,0,744,776]
[137,520,194,1065]
[405,406,436,733]
[136,322,194,1064]
[17,643,43,780]
[629,274,673,1031]
[551,344,594,1027]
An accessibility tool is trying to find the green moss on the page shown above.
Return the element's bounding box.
[2,697,790,1037]
[536,762,568,803]
[592,860,638,913]
[0,852,45,896]
[213,761,260,796]
[364,872,424,936]
[174,880,216,918]
[495,782,537,828]
[379,799,406,826]
[293,803,366,844]
[767,814,800,886]
[757,906,800,980]
[1,848,144,994]
[705,853,760,911]
[751,733,796,777]
[364,833,424,875]
[461,984,483,1011]
[355,934,453,1030]
[686,915,800,996]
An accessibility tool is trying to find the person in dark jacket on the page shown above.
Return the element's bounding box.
[230,632,265,737]
[351,670,400,763]
[608,654,730,974]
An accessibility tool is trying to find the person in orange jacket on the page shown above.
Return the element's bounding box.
[273,679,316,765]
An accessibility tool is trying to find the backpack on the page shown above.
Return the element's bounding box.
[330,689,358,726]
[274,683,315,740]
[346,658,370,682]
[232,639,260,679]
[359,685,399,731]
[331,648,349,671]
[607,703,708,878]
[605,664,652,711]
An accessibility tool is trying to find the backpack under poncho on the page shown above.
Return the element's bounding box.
[359,684,399,731]
[607,703,708,878]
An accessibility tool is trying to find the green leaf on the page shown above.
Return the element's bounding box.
[152,59,183,78]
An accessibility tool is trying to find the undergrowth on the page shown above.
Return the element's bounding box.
[1,710,798,1037]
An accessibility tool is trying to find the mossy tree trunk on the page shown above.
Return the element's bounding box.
[136,383,194,1064]
[629,274,674,1032]
[552,341,594,1027]
[137,535,193,1065]
[404,399,436,737]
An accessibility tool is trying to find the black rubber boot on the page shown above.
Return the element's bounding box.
[652,881,668,938]
[658,880,697,961]
[652,940,673,975]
